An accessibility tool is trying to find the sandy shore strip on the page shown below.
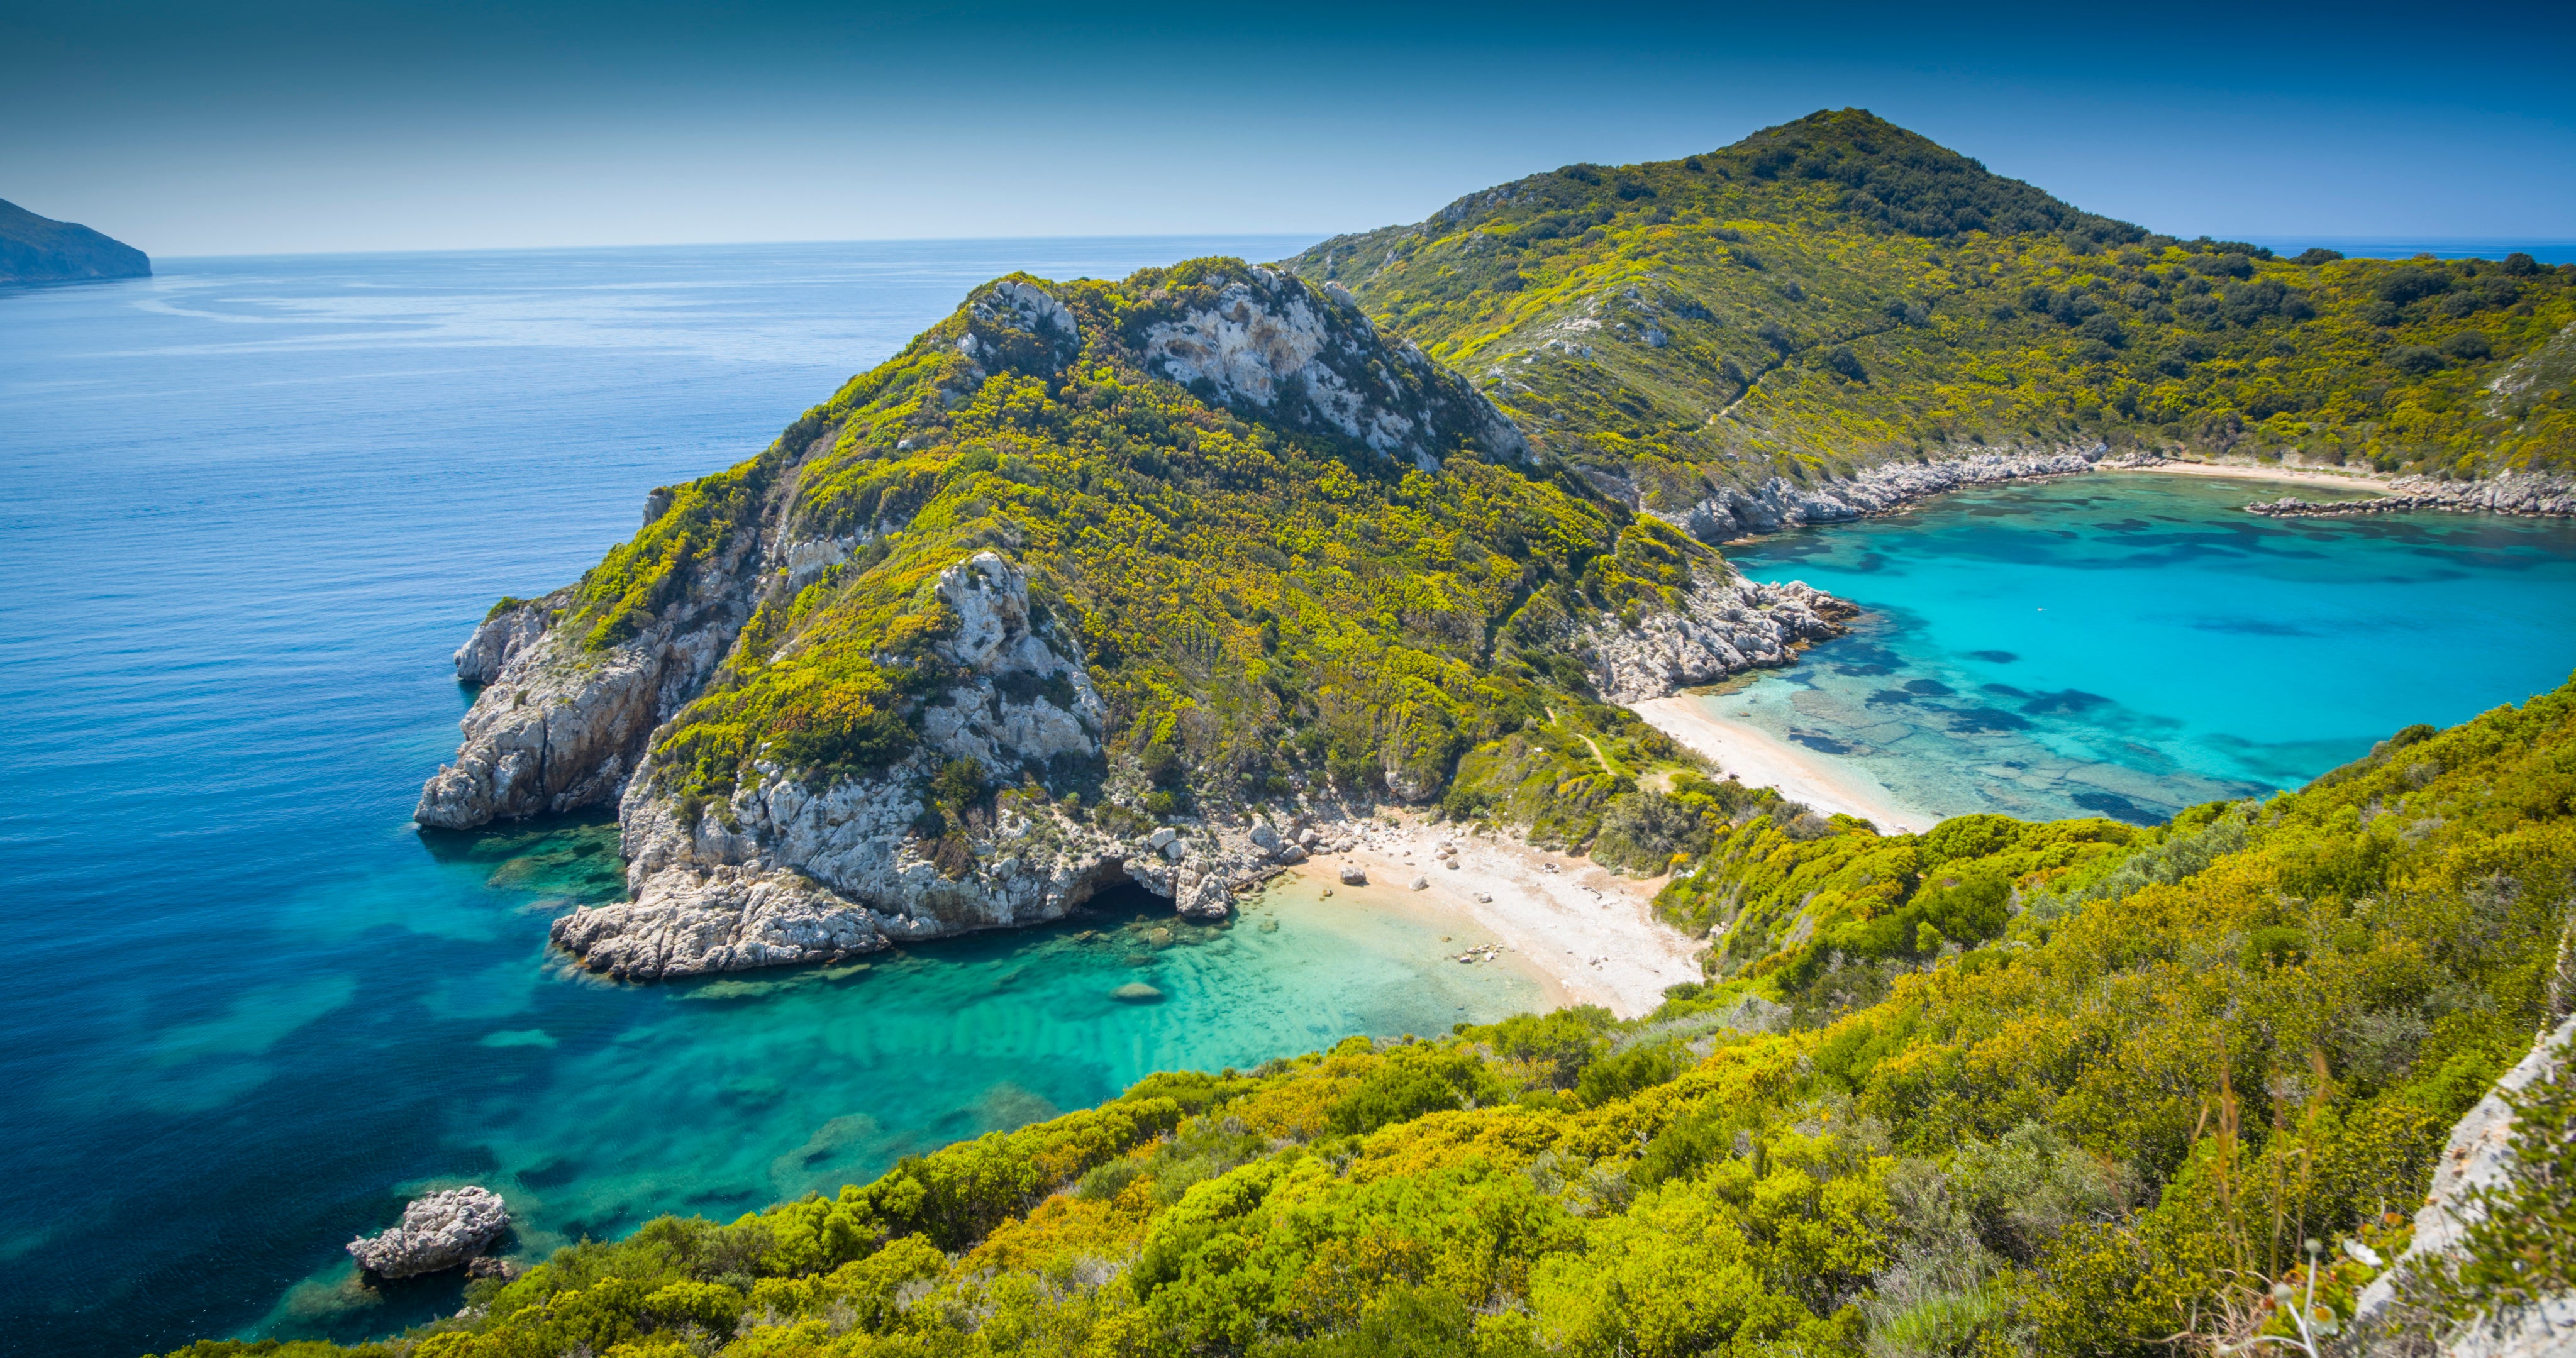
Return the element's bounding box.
[2118,459,2392,493]
[1296,814,1704,1019]
[1633,695,1944,836]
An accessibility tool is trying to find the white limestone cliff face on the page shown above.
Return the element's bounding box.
[1667,444,2104,541]
[1581,572,1854,705]
[413,532,758,830]
[545,554,1282,979]
[452,596,557,684]
[1141,266,1529,472]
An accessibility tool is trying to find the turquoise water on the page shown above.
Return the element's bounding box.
[0,240,1558,1358]
[1719,473,2576,824]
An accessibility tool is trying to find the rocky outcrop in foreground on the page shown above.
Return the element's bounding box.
[1667,444,2104,542]
[1582,573,1853,704]
[2248,470,2576,520]
[2350,1015,2576,1355]
[347,1186,508,1279]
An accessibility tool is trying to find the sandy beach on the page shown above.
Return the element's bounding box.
[1632,694,1943,834]
[1294,814,1704,1019]
[2119,459,2392,493]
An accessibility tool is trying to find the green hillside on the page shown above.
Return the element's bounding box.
[568,260,1728,842]
[160,678,2576,1357]
[1289,109,2576,505]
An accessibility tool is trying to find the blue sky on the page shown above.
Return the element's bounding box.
[4,0,2570,257]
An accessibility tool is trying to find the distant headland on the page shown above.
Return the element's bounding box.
[1,197,149,285]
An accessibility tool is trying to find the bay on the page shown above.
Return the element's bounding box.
[1718,473,2576,825]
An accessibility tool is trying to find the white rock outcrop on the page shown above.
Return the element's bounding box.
[347,1186,508,1279]
[1581,573,1854,705]
[416,531,757,829]
[2349,1016,2576,1357]
[452,597,555,684]
[1141,266,1528,470]
[1667,445,2104,542]
[545,554,1264,979]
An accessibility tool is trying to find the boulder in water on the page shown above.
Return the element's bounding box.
[347,1186,508,1278]
[1111,981,1165,1003]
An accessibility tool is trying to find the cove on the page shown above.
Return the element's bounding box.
[1716,472,2576,825]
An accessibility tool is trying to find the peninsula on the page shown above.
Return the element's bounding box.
[0,197,148,285]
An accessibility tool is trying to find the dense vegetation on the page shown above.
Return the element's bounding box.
[557,259,1724,839]
[1291,108,2576,507]
[162,678,2576,1357]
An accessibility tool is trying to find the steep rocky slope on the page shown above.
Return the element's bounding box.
[1290,109,2576,528]
[419,262,1855,976]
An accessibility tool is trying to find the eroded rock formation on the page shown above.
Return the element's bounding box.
[347,1186,508,1279]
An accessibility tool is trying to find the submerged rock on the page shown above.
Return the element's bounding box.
[347,1186,508,1279]
[1110,982,1165,1003]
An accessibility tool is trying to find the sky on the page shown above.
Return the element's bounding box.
[4,0,2572,258]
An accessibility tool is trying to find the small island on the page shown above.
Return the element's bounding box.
[0,197,149,285]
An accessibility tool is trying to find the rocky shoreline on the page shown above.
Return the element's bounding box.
[1662,443,2112,542]
[2246,469,2576,520]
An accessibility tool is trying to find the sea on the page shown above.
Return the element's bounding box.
[1719,475,2576,825]
[4,239,2574,1357]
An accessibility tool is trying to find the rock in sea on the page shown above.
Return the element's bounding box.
[1338,864,1367,886]
[1111,982,1165,1003]
[347,1186,508,1278]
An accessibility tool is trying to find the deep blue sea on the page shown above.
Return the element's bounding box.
[6,241,2576,1358]
[0,240,1567,1358]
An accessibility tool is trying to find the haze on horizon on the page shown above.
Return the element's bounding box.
[5,0,2571,260]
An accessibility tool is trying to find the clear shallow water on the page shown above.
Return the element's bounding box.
[0,239,1566,1357]
[1718,473,2576,825]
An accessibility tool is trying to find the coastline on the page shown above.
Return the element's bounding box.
[1293,813,1703,1019]
[2116,459,2392,492]
[1631,693,1943,835]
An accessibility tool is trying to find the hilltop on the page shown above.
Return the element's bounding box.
[1291,109,2576,527]
[0,197,148,284]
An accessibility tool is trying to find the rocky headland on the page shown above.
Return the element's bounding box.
[418,263,1862,980]
[0,197,149,285]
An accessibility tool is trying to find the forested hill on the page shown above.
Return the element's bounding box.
[157,678,2576,1357]
[1289,108,2576,506]
[0,197,150,285]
